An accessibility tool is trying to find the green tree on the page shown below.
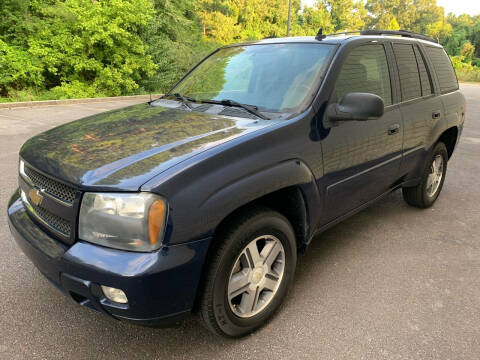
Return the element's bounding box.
[4,0,480,101]
[1,0,156,99]
[460,41,475,60]
[0,40,43,96]
[374,14,400,30]
[299,2,334,35]
[366,0,443,33]
[30,0,157,97]
[387,16,400,30]
[199,0,303,43]
[426,20,453,43]
[325,0,367,31]
[141,0,218,93]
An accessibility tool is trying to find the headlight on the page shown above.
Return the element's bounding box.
[79,192,167,252]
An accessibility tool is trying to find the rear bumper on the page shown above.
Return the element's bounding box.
[7,192,211,327]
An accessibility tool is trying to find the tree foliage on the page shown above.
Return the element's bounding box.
[1,0,156,98]
[2,0,480,101]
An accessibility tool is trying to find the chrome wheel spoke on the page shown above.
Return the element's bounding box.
[426,174,434,190]
[245,241,261,268]
[434,157,442,173]
[426,155,444,197]
[262,240,281,268]
[240,288,258,313]
[228,269,250,299]
[262,274,279,292]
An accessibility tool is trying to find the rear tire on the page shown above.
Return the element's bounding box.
[402,142,448,208]
[199,207,297,337]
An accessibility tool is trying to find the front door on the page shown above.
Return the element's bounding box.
[320,43,403,223]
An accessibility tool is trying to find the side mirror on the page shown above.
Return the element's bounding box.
[326,92,384,122]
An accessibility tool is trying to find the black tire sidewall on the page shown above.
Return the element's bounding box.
[211,213,296,336]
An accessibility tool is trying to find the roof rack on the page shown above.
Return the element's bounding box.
[316,29,437,43]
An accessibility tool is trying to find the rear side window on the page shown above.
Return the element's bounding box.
[393,43,422,101]
[425,46,458,93]
[334,44,392,106]
[413,46,432,96]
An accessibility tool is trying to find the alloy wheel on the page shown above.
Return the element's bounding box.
[227,235,285,318]
[426,154,444,197]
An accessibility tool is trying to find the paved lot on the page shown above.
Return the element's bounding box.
[1,87,479,359]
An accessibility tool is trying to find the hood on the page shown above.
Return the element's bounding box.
[20,103,272,190]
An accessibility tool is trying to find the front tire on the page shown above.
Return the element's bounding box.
[199,207,297,337]
[402,142,448,208]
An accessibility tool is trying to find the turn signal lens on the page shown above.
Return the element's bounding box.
[149,199,166,247]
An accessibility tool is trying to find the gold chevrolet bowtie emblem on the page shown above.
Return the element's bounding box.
[28,188,44,206]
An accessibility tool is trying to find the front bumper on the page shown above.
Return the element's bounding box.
[7,192,211,326]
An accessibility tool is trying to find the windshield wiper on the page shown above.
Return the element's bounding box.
[149,92,195,110]
[168,93,195,110]
[201,99,270,120]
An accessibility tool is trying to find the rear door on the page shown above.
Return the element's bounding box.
[423,45,465,133]
[320,42,403,223]
[391,42,443,178]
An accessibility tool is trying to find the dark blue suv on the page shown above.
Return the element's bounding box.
[7,30,465,337]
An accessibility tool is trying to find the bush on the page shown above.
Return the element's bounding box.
[0,40,43,97]
[48,81,104,99]
[449,55,480,82]
[471,58,480,67]
[455,68,480,82]
[1,0,157,100]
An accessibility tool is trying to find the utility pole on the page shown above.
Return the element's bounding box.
[287,0,292,36]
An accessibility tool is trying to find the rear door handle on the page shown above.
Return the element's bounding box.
[388,123,400,135]
[432,111,441,119]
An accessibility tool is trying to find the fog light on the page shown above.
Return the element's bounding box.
[101,285,128,304]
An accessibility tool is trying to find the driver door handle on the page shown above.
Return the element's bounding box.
[388,123,400,135]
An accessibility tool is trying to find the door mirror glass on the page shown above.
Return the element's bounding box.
[327,92,384,121]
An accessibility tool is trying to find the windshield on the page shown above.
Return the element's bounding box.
[171,43,335,113]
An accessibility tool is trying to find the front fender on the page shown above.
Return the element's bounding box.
[200,160,320,238]
[150,159,321,246]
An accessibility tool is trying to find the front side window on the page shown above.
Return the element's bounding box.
[334,44,392,106]
[171,43,335,113]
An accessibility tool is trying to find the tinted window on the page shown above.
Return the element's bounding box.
[414,46,432,96]
[425,46,458,93]
[172,43,335,112]
[393,43,422,101]
[335,44,392,106]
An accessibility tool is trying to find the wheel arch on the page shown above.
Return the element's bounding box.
[199,159,320,252]
[211,185,310,252]
[437,126,458,159]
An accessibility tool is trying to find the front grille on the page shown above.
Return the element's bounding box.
[24,166,76,204]
[20,161,78,244]
[31,202,72,237]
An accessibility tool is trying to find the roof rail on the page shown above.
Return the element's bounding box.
[361,29,437,43]
[317,29,437,43]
